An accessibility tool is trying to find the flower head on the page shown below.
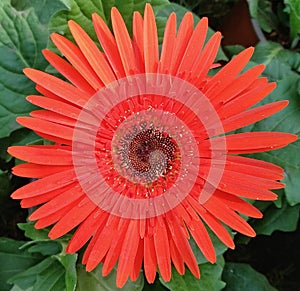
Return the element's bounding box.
[8,4,297,287]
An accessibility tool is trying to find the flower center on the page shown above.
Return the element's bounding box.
[128,129,176,174]
[114,119,179,185]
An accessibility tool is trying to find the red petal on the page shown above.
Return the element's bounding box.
[177,17,208,76]
[159,13,176,73]
[69,20,116,85]
[11,169,76,199]
[144,235,157,283]
[153,218,171,282]
[204,47,254,97]
[214,191,262,218]
[218,168,285,190]
[8,145,72,165]
[225,132,298,154]
[27,95,82,119]
[217,81,276,119]
[29,186,84,220]
[116,220,140,288]
[188,218,216,263]
[221,101,289,133]
[144,4,158,73]
[187,196,235,249]
[132,12,144,72]
[17,117,73,141]
[166,213,200,279]
[130,239,144,281]
[102,219,130,276]
[209,64,265,104]
[49,197,97,239]
[226,155,284,180]
[23,68,89,107]
[169,238,185,275]
[170,12,194,75]
[30,110,76,127]
[191,32,221,82]
[50,33,103,90]
[67,209,108,253]
[170,12,194,74]
[35,85,70,104]
[111,7,137,75]
[12,163,72,178]
[85,216,120,271]
[34,200,77,229]
[42,49,95,95]
[203,196,256,237]
[35,131,72,146]
[20,183,76,208]
[93,13,125,78]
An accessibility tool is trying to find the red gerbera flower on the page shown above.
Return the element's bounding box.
[8,4,297,288]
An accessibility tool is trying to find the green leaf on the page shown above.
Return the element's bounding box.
[25,241,62,256]
[18,222,51,241]
[76,264,144,291]
[0,0,51,138]
[8,257,66,291]
[8,240,77,291]
[251,199,300,235]
[160,256,225,291]
[55,253,78,291]
[284,0,300,44]
[0,237,42,291]
[222,263,277,291]
[11,0,67,25]
[248,0,278,33]
[17,222,77,290]
[155,3,227,61]
[252,41,300,80]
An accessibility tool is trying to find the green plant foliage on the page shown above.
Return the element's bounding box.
[252,41,300,78]
[0,0,64,138]
[56,253,78,291]
[8,257,67,291]
[252,199,300,235]
[5,223,78,291]
[76,264,144,291]
[11,0,67,25]
[248,0,278,33]
[284,0,300,46]
[159,256,225,291]
[18,222,52,241]
[222,263,277,291]
[249,0,300,48]
[0,237,43,291]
